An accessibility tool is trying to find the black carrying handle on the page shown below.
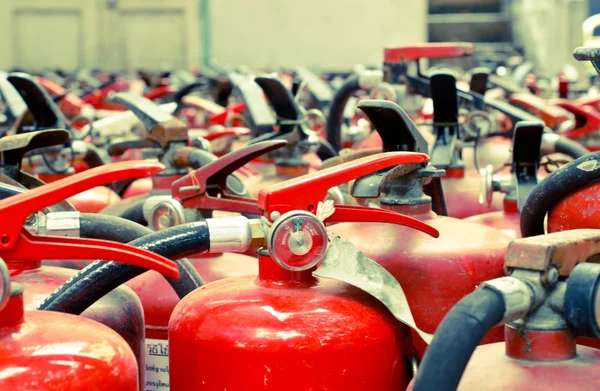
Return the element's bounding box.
[0,72,27,124]
[7,72,71,132]
[0,129,70,167]
[228,72,276,135]
[110,92,176,133]
[512,121,544,211]
[173,81,206,112]
[254,75,305,135]
[469,67,490,95]
[430,71,460,168]
[357,100,429,154]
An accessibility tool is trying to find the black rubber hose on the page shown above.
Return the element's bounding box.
[325,75,360,152]
[555,136,589,159]
[412,287,506,391]
[119,200,147,226]
[520,151,600,237]
[38,220,208,315]
[80,214,201,297]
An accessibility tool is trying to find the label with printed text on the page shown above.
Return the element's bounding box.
[145,338,170,391]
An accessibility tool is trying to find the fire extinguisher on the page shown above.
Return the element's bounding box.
[165,152,440,390]
[410,229,600,391]
[327,99,512,356]
[113,144,288,387]
[40,152,436,390]
[0,160,181,390]
[0,259,140,390]
[467,121,588,238]
[6,73,121,213]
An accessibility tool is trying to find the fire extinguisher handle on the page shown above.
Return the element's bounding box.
[258,152,430,220]
[0,129,70,167]
[254,75,305,135]
[109,92,188,148]
[228,72,277,135]
[384,42,473,63]
[3,230,180,279]
[7,72,72,132]
[512,121,544,211]
[172,81,205,111]
[201,127,251,141]
[0,160,164,250]
[469,68,490,95]
[327,205,439,237]
[172,140,286,214]
[357,100,429,154]
[0,72,27,123]
[509,93,571,129]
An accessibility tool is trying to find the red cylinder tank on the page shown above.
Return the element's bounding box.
[9,260,146,387]
[0,284,139,391]
[408,328,600,391]
[328,100,511,357]
[125,251,258,389]
[169,252,411,390]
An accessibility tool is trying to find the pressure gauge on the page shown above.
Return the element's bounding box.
[267,211,328,271]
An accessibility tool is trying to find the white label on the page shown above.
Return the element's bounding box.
[145,338,170,391]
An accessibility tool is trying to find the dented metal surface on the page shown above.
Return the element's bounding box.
[314,235,433,344]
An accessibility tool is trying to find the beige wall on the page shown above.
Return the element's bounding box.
[0,0,428,71]
[210,0,428,71]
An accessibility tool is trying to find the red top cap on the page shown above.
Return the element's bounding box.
[384,42,474,63]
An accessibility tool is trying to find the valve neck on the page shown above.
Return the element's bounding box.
[381,203,435,220]
[443,166,465,179]
[7,260,42,274]
[503,197,518,214]
[378,166,440,213]
[257,250,318,288]
[505,324,576,361]
[0,283,25,329]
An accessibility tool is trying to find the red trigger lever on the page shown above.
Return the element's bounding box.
[0,160,180,279]
[258,152,440,238]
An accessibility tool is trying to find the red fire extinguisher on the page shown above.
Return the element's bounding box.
[410,229,600,391]
[118,142,288,388]
[465,121,545,238]
[327,99,512,356]
[0,160,180,387]
[0,259,140,391]
[167,151,439,390]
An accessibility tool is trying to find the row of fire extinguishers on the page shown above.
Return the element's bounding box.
[3,39,600,391]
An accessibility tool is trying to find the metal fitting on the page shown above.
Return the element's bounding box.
[326,186,345,205]
[358,70,384,90]
[540,132,560,155]
[479,165,494,206]
[143,196,186,231]
[37,211,81,237]
[206,217,265,253]
[481,276,534,324]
